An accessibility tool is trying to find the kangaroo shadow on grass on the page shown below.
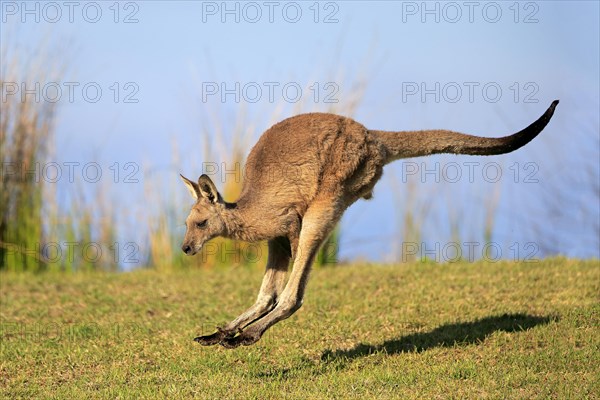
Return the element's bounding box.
[321,313,557,363]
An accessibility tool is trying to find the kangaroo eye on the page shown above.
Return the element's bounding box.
[196,220,207,229]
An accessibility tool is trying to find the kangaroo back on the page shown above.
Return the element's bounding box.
[371,100,558,163]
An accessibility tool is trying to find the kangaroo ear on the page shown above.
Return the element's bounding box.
[180,174,200,200]
[197,174,222,204]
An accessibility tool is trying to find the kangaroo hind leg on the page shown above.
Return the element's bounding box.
[221,197,342,348]
[194,237,290,345]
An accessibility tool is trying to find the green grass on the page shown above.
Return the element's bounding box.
[1,259,598,399]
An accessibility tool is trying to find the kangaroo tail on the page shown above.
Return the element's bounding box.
[370,100,558,163]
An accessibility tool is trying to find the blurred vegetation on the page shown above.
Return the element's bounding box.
[1,44,57,271]
[0,39,119,272]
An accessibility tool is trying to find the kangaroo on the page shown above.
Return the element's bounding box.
[180,100,558,348]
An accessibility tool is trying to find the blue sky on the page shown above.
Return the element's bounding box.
[2,1,599,265]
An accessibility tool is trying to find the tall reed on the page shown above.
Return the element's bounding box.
[1,42,58,271]
[1,37,119,272]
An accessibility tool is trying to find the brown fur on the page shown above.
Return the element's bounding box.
[180,100,558,348]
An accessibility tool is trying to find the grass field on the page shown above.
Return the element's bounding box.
[1,259,598,399]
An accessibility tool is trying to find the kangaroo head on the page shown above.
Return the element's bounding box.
[180,174,226,256]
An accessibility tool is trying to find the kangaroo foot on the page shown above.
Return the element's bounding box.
[194,327,235,346]
[220,330,261,349]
